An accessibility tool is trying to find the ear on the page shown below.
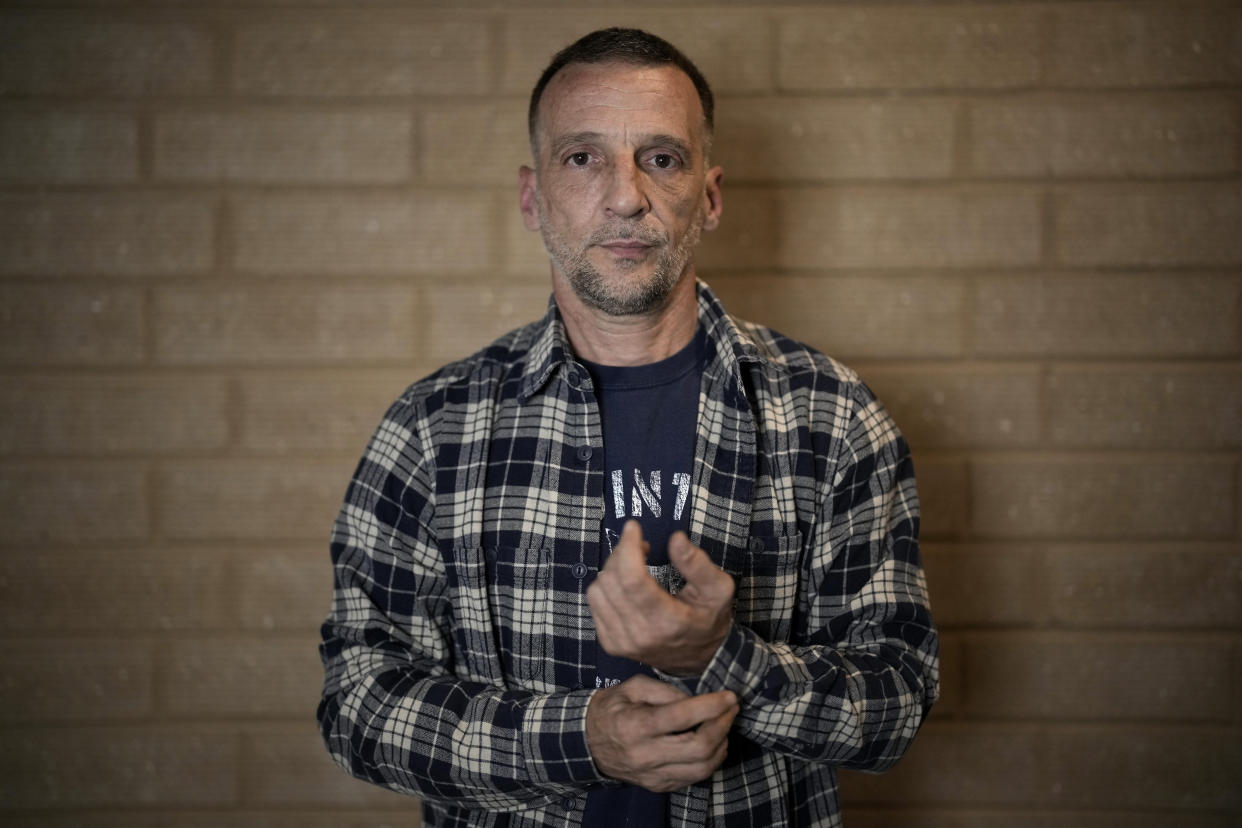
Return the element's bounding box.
[518,165,541,231]
[701,165,724,232]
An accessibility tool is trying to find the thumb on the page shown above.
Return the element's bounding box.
[618,674,689,705]
[669,532,721,585]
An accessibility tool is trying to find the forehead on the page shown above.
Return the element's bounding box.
[535,61,705,148]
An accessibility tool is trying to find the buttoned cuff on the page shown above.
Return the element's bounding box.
[520,688,609,786]
[653,623,770,700]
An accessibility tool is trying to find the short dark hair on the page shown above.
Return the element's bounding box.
[527,28,715,150]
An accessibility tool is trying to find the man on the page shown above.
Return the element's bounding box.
[319,28,938,828]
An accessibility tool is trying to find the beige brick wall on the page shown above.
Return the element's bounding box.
[0,2,1237,825]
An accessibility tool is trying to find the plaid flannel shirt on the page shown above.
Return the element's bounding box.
[318,281,939,828]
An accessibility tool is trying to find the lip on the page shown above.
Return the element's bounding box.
[598,240,654,255]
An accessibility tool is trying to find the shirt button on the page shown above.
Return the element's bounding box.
[566,370,581,386]
[561,797,576,810]
[571,562,588,579]
[576,444,593,462]
[748,537,765,553]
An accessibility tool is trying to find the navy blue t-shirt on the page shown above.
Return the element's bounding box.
[578,326,706,828]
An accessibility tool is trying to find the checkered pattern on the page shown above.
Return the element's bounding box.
[318,281,939,828]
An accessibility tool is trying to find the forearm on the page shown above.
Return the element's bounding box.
[691,612,938,771]
[318,634,606,809]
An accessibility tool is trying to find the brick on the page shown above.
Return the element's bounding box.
[0,375,229,456]
[974,274,1240,358]
[1047,366,1242,449]
[1049,4,1242,87]
[1056,184,1242,267]
[1044,726,1242,810]
[0,14,213,96]
[963,634,1231,721]
[236,547,333,632]
[860,365,1041,450]
[233,18,489,96]
[971,458,1234,539]
[154,109,412,183]
[970,93,1239,177]
[159,636,321,717]
[699,187,1042,269]
[0,548,233,632]
[239,370,421,455]
[0,193,214,276]
[840,723,1046,805]
[157,460,353,540]
[241,723,415,806]
[911,457,970,541]
[231,192,496,275]
[505,203,555,277]
[0,464,148,543]
[423,281,552,363]
[0,111,137,182]
[777,7,1041,91]
[841,722,1242,809]
[0,726,237,808]
[419,100,530,184]
[1047,543,1242,629]
[710,275,967,360]
[0,285,144,366]
[922,544,1048,628]
[715,98,955,182]
[501,11,774,96]
[0,639,153,722]
[930,634,963,720]
[153,286,417,365]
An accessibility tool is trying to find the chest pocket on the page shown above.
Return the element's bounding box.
[733,533,803,643]
[482,545,565,693]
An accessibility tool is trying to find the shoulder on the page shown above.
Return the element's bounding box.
[731,316,874,406]
[385,317,546,427]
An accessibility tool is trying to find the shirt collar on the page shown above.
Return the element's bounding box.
[516,279,778,403]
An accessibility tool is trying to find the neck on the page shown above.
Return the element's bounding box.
[552,272,699,366]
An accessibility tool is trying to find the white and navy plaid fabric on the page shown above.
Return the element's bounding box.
[318,281,939,828]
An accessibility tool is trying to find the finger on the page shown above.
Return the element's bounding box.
[587,580,631,655]
[668,532,726,589]
[606,520,651,577]
[692,700,740,746]
[614,674,689,706]
[637,735,731,792]
[640,704,737,770]
[647,689,738,736]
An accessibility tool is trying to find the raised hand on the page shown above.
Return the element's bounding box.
[587,521,735,676]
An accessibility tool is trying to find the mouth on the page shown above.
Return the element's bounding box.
[597,240,655,258]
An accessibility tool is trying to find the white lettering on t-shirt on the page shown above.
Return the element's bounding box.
[609,468,693,521]
[631,469,662,518]
[671,472,690,521]
[611,469,626,519]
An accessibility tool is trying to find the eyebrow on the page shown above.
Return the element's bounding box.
[548,131,695,160]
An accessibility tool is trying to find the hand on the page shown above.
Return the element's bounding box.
[586,674,738,791]
[587,521,735,676]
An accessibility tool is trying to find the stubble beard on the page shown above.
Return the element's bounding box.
[537,194,704,317]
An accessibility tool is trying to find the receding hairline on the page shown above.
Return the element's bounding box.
[527,59,714,161]
[526,28,715,157]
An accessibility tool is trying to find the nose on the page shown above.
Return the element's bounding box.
[604,157,649,219]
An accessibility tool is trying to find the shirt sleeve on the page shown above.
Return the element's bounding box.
[690,381,940,772]
[316,400,607,810]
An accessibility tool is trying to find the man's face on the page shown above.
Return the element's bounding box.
[519,61,723,317]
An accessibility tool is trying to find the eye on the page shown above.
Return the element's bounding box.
[566,152,591,167]
[650,153,678,170]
